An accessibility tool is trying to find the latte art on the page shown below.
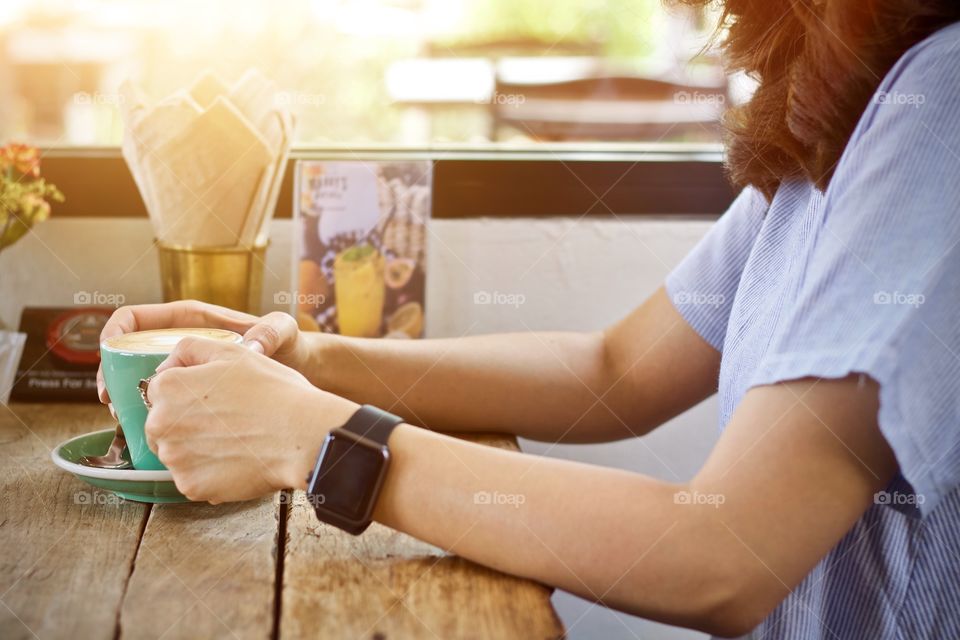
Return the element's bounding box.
[101,328,242,354]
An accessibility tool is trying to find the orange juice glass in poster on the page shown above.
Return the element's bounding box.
[333,244,385,337]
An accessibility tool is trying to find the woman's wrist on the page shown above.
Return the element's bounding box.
[282,386,359,490]
[297,331,344,391]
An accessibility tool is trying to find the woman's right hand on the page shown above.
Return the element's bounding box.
[97,300,305,404]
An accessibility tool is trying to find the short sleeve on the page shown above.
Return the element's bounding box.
[750,27,960,517]
[666,186,767,350]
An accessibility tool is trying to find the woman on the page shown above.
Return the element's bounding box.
[99,1,960,636]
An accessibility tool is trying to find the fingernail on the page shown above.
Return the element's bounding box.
[245,340,264,354]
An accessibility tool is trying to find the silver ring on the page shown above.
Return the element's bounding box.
[138,374,156,410]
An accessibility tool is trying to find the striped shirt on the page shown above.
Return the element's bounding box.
[666,21,960,640]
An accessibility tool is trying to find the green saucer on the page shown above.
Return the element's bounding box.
[51,428,191,503]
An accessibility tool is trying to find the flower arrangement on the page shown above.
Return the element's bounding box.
[0,143,64,253]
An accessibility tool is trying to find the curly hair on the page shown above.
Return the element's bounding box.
[678,0,960,200]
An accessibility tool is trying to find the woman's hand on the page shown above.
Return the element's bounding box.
[143,336,358,503]
[97,300,307,403]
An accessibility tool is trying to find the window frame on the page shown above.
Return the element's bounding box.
[40,144,733,219]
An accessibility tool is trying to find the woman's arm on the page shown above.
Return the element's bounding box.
[145,338,895,637]
[100,287,720,443]
[302,287,720,442]
[360,375,896,636]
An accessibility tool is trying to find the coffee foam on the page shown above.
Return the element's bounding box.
[101,328,242,354]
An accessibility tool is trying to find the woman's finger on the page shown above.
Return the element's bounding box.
[155,336,244,373]
[241,312,299,358]
[97,366,110,403]
[100,300,258,343]
[97,301,259,404]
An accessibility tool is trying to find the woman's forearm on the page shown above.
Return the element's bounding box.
[354,378,892,637]
[362,424,743,635]
[303,330,623,441]
[297,288,720,442]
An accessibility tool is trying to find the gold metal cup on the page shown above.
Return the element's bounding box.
[156,242,268,314]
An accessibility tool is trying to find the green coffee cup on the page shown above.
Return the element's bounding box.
[100,328,243,470]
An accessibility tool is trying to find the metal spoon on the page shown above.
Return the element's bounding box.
[80,424,133,470]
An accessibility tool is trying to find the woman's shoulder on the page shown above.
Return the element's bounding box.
[879,21,960,97]
[844,21,960,178]
[909,19,960,56]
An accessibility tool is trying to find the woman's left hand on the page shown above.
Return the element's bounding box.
[143,336,358,503]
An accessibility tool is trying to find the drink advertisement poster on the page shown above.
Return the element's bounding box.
[292,160,430,338]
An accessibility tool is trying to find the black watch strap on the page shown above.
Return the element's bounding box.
[340,405,404,445]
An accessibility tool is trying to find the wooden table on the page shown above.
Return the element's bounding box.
[0,403,563,639]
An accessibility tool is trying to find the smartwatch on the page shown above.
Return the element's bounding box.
[306,405,404,535]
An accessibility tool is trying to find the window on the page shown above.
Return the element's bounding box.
[0,0,729,147]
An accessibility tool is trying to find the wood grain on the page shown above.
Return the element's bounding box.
[0,403,147,640]
[280,433,564,639]
[119,495,278,640]
[4,405,564,639]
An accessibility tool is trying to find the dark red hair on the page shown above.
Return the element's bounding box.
[680,0,960,199]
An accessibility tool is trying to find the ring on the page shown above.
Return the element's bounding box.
[138,374,156,410]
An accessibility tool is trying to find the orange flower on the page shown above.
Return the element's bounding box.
[1,143,41,177]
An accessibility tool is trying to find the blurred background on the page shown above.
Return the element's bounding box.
[0,0,737,148]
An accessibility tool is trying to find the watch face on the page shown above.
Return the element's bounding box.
[312,431,388,522]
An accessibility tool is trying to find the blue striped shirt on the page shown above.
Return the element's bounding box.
[666,22,960,639]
